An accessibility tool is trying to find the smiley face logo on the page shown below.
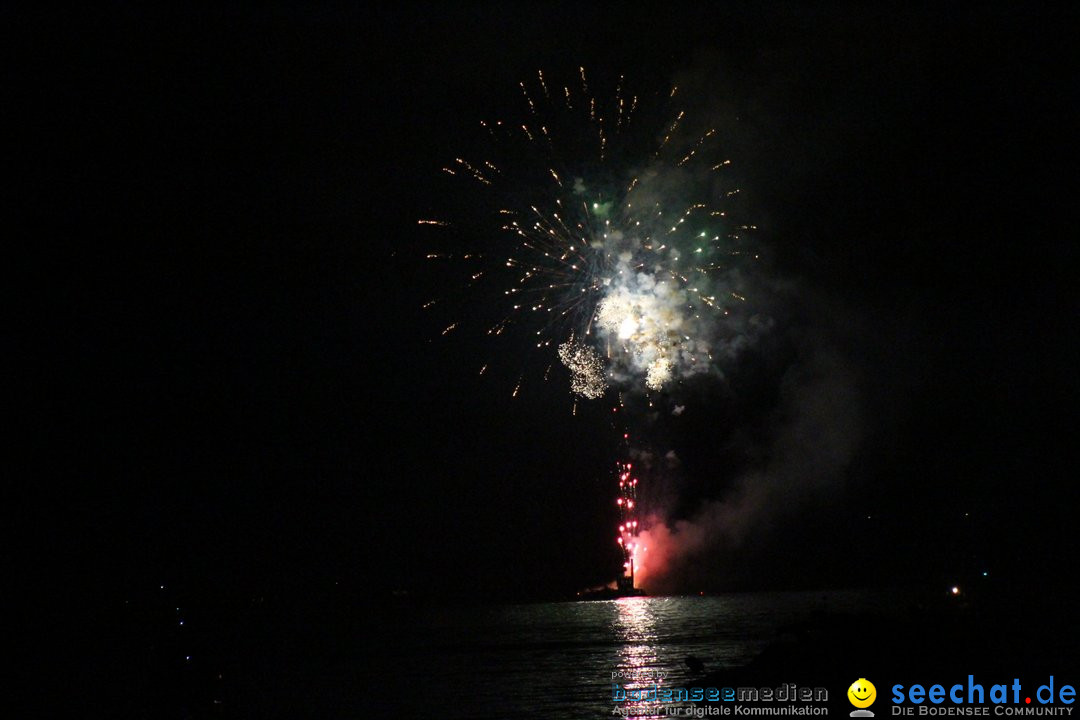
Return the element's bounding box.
[848,678,877,709]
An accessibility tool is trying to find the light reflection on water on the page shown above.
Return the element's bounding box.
[614,597,669,718]
[615,597,659,671]
[372,590,900,719]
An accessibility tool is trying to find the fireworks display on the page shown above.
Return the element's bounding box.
[422,67,758,590]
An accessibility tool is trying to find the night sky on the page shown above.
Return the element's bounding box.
[16,4,1077,609]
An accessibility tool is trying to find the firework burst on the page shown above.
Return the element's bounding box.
[421,67,757,402]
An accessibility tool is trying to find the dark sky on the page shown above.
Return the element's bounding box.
[16,4,1077,604]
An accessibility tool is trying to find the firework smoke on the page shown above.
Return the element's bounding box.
[632,294,864,591]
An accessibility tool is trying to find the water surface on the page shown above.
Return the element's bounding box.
[365,590,899,718]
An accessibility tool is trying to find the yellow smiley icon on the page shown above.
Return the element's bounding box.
[848,679,876,708]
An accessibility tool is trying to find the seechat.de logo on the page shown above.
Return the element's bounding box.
[850,679,878,717]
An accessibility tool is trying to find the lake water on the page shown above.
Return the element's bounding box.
[362,590,902,718]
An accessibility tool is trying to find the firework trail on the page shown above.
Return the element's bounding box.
[421,68,762,590]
